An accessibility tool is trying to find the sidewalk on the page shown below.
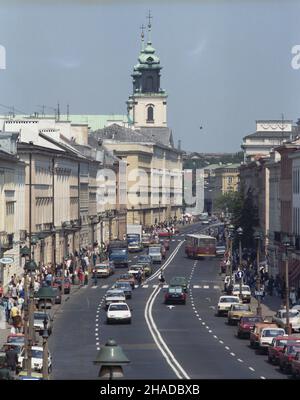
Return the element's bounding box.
[251,293,283,317]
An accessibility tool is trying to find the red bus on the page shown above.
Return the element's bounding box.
[185,234,216,258]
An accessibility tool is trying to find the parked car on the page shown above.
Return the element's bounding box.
[33,312,53,335]
[52,287,62,304]
[169,276,188,293]
[105,289,126,309]
[272,309,300,332]
[257,327,286,353]
[237,316,264,338]
[227,303,253,325]
[19,346,52,373]
[164,286,186,305]
[291,351,300,378]
[268,336,300,364]
[106,302,132,324]
[217,296,240,316]
[112,281,132,299]
[279,343,300,373]
[250,322,278,348]
[232,284,251,303]
[52,278,63,291]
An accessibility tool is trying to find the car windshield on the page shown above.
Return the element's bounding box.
[120,275,131,279]
[233,305,249,310]
[107,292,124,298]
[31,349,43,358]
[96,266,108,270]
[220,298,239,303]
[262,329,285,337]
[115,282,131,289]
[149,247,160,253]
[169,288,183,293]
[288,346,300,354]
[243,317,262,323]
[275,339,288,346]
[109,304,129,311]
[281,311,299,318]
[138,256,150,262]
[111,249,127,255]
[34,314,48,320]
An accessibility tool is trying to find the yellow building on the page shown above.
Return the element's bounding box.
[213,163,240,200]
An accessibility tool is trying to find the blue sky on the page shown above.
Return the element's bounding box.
[1,0,300,152]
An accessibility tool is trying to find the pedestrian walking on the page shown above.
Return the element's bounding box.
[5,346,18,377]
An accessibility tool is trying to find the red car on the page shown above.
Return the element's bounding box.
[279,343,300,373]
[268,336,300,365]
[237,316,263,338]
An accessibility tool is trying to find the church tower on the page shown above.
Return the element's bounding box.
[127,13,167,128]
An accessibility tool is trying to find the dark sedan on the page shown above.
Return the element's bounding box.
[164,286,186,305]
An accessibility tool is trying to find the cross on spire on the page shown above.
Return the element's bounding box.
[147,10,153,43]
[140,24,145,51]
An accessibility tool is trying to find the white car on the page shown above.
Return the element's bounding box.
[272,309,300,332]
[232,284,251,303]
[106,302,132,324]
[217,295,241,316]
[19,346,52,373]
[258,327,286,351]
[105,289,126,309]
[148,246,162,263]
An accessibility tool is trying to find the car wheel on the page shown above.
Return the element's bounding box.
[106,319,110,325]
[250,341,254,348]
[237,331,241,338]
[128,319,131,324]
[279,363,284,371]
[228,319,232,325]
[268,356,272,363]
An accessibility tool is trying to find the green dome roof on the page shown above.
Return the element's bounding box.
[138,52,160,65]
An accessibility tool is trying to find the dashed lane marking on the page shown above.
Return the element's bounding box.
[219,340,224,344]
[91,286,98,289]
[230,352,235,357]
[214,285,220,290]
[237,359,243,363]
[101,285,109,289]
[142,285,149,288]
[249,367,255,372]
[203,285,209,289]
[261,376,266,380]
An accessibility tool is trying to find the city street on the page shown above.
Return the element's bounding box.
[48,223,287,380]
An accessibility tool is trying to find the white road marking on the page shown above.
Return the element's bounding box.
[134,285,139,288]
[172,240,176,242]
[237,359,243,363]
[249,367,255,372]
[209,330,212,333]
[97,347,100,350]
[144,242,190,380]
[152,285,158,288]
[96,342,99,346]
[81,286,88,289]
[95,323,98,327]
[230,352,235,357]
[219,340,224,344]
[202,322,205,325]
[91,286,98,289]
[142,285,149,288]
[213,335,218,339]
[214,285,220,289]
[260,376,266,380]
[203,285,209,289]
[206,326,209,329]
[134,256,138,259]
[101,285,109,289]
[225,346,230,351]
[193,285,200,288]
[95,328,98,331]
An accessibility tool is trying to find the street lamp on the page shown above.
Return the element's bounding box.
[23,259,38,376]
[94,339,130,379]
[228,224,235,287]
[237,227,243,300]
[34,285,56,380]
[282,234,292,335]
[254,231,262,317]
[131,206,135,225]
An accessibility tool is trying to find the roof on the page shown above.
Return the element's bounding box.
[90,123,177,151]
[243,131,296,140]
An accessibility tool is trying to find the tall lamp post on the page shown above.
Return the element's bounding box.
[34,285,56,380]
[94,339,130,379]
[254,231,262,317]
[228,224,235,287]
[282,234,292,335]
[237,227,243,299]
[23,259,38,376]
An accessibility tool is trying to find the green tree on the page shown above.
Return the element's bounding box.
[214,192,240,214]
[232,187,259,248]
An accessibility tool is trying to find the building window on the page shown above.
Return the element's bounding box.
[6,201,15,215]
[147,105,154,122]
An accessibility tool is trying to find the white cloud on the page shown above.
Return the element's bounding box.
[189,39,207,56]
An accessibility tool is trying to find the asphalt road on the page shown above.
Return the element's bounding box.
[48,222,288,379]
